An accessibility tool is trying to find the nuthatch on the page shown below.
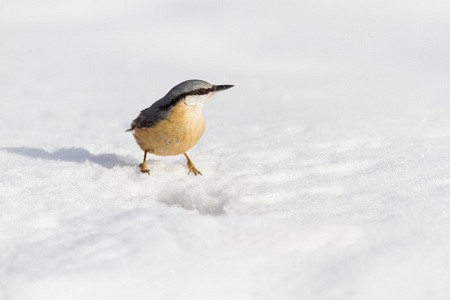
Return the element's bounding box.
[127,80,233,175]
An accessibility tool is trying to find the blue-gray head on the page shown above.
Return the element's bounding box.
[164,79,233,108]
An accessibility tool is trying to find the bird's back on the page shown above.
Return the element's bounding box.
[127,80,212,131]
[127,100,168,130]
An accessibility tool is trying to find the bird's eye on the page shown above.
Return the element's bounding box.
[198,89,206,95]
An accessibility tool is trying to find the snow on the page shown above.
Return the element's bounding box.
[1,0,450,299]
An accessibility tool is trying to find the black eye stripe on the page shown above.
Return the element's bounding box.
[196,88,211,95]
[159,88,213,111]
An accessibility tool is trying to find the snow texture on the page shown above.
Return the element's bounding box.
[1,0,450,299]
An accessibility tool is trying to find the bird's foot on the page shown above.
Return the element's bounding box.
[187,161,202,176]
[139,163,150,175]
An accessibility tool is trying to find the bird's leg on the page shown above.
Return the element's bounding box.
[184,153,202,176]
[139,150,150,174]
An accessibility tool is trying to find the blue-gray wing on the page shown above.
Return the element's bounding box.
[126,99,171,131]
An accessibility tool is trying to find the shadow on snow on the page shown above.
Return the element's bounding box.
[3,147,133,169]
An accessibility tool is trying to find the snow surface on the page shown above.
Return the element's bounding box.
[1,0,450,299]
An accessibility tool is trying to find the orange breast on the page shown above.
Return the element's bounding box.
[132,102,206,156]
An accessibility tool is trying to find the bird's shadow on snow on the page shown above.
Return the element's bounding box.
[3,147,133,169]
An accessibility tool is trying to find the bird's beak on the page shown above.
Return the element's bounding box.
[213,84,234,92]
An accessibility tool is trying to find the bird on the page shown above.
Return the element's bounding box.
[126,79,233,175]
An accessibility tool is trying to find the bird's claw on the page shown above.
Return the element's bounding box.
[139,163,150,175]
[187,162,202,176]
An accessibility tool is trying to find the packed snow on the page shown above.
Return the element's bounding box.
[1,0,450,299]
